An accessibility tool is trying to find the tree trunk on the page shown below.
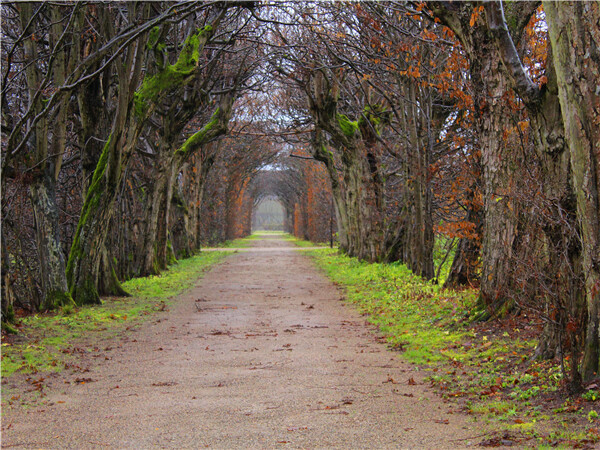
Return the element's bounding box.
[400,80,435,278]
[341,146,385,261]
[67,95,143,305]
[544,0,600,382]
[30,177,74,310]
[141,149,170,276]
[431,2,520,314]
[306,73,388,262]
[155,163,178,269]
[311,132,349,253]
[1,227,17,325]
[68,4,154,304]
[193,147,218,250]
[20,2,72,310]
[78,75,111,195]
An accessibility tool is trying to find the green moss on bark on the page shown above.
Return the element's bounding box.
[167,239,177,265]
[134,25,212,120]
[358,105,391,136]
[67,135,112,304]
[1,320,18,334]
[2,303,15,324]
[175,108,221,159]
[42,290,75,311]
[71,277,101,307]
[147,26,161,49]
[336,113,359,137]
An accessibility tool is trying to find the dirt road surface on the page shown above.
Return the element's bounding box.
[2,235,481,449]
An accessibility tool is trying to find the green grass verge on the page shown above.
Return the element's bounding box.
[210,234,272,248]
[1,250,228,381]
[293,238,331,248]
[305,247,600,447]
[307,248,477,364]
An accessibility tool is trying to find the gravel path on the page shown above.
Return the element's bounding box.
[2,235,481,449]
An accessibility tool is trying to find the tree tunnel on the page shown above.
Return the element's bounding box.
[252,197,285,232]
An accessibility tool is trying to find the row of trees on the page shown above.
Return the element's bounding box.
[2,1,598,390]
[2,2,262,309]
[261,1,599,389]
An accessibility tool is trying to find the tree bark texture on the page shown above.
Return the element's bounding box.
[485,0,585,366]
[306,72,388,262]
[431,2,521,314]
[544,0,600,382]
[20,3,72,310]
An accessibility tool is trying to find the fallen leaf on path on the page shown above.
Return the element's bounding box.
[74,377,95,384]
[407,377,417,385]
[151,381,177,387]
[434,419,449,424]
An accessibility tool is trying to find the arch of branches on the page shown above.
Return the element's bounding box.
[2,1,599,388]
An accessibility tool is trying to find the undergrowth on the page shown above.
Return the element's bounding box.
[307,246,600,448]
[1,250,228,384]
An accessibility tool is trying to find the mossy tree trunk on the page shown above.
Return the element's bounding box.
[138,14,234,274]
[68,6,233,302]
[19,3,73,310]
[142,94,234,274]
[306,71,390,262]
[544,0,600,383]
[67,3,149,305]
[311,131,349,253]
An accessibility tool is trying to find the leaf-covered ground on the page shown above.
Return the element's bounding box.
[308,247,600,448]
